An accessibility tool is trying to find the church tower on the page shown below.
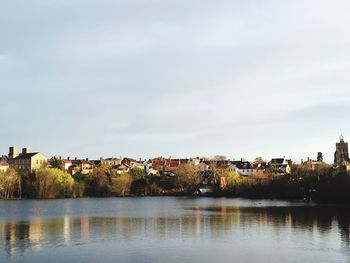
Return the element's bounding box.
[334,134,349,165]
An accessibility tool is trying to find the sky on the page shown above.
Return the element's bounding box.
[1,0,350,163]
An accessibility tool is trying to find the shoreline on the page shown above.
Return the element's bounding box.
[1,195,349,206]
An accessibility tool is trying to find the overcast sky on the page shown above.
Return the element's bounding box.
[1,0,350,162]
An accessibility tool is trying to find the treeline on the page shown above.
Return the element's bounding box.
[221,164,350,203]
[1,162,350,203]
[0,165,179,199]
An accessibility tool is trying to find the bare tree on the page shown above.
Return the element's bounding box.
[175,163,202,194]
[111,173,132,196]
[0,169,19,199]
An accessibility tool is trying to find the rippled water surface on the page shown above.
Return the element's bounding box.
[1,197,350,263]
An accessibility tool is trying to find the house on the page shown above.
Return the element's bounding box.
[268,158,292,175]
[8,147,47,173]
[254,162,269,175]
[151,157,188,173]
[122,157,137,166]
[100,157,121,167]
[301,156,324,171]
[144,160,159,175]
[269,158,285,170]
[63,158,73,171]
[228,160,254,176]
[0,155,9,173]
[197,160,209,172]
[67,158,95,175]
[189,157,201,166]
[116,163,130,174]
[0,163,9,173]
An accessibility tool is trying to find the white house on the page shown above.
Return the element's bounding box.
[228,160,254,176]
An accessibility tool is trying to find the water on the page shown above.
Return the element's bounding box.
[0,197,350,263]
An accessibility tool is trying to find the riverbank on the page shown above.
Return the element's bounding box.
[2,164,350,204]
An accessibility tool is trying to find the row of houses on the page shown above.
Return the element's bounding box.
[4,142,350,179]
[0,147,148,176]
[0,146,294,177]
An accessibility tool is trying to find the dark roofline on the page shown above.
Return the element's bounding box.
[13,152,40,159]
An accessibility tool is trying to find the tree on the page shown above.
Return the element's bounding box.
[252,157,264,167]
[129,167,148,195]
[209,155,227,161]
[224,171,252,194]
[175,163,202,194]
[145,175,162,196]
[35,168,74,198]
[130,167,147,180]
[85,165,113,197]
[49,157,65,171]
[0,168,19,199]
[111,173,132,196]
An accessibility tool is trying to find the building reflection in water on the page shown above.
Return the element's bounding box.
[81,217,90,241]
[1,205,350,258]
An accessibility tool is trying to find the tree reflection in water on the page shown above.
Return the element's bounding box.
[1,204,350,259]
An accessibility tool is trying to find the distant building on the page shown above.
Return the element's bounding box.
[254,162,269,175]
[151,157,188,173]
[197,160,209,172]
[116,163,130,174]
[8,147,47,173]
[302,153,326,171]
[62,157,73,171]
[100,157,121,167]
[68,158,94,175]
[228,160,254,176]
[334,135,349,165]
[122,157,144,169]
[269,158,285,171]
[189,157,201,166]
[268,157,292,175]
[143,160,159,176]
[0,155,9,173]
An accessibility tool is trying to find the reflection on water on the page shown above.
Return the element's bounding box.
[1,198,350,262]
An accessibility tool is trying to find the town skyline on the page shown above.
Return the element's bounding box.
[1,133,347,164]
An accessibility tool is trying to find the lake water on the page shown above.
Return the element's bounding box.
[0,197,350,263]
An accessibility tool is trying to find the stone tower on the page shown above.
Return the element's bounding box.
[334,135,349,165]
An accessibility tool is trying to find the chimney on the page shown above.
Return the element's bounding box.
[59,156,62,160]
[22,148,31,154]
[75,157,77,160]
[86,158,89,161]
[9,147,19,159]
[67,157,70,160]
